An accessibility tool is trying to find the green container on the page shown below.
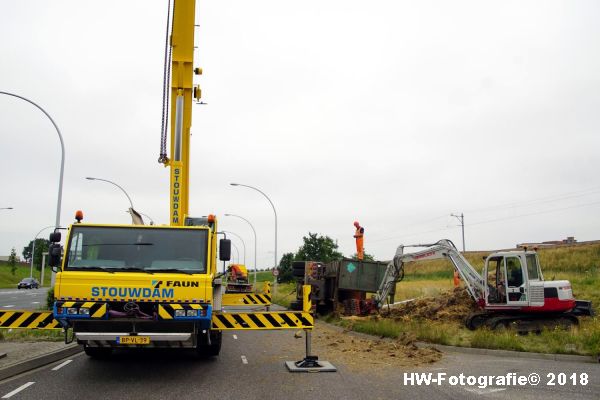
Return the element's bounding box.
[335,259,393,293]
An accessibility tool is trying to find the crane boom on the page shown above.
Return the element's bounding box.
[168,0,197,226]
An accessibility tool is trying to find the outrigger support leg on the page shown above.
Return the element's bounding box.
[286,285,336,373]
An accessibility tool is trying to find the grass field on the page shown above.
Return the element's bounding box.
[0,261,52,288]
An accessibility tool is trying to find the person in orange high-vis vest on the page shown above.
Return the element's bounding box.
[353,221,364,261]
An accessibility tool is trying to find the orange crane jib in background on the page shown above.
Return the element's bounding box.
[353,221,364,261]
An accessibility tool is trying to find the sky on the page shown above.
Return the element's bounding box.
[1,0,599,267]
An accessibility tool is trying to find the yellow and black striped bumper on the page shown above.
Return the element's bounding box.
[0,311,60,329]
[211,311,313,330]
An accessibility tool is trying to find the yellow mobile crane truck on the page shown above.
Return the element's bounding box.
[24,0,317,363]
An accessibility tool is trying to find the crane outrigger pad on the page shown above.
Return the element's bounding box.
[0,310,60,330]
[211,311,313,330]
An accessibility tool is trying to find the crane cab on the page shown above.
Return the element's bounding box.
[483,251,575,313]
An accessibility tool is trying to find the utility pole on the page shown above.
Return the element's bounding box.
[451,213,465,252]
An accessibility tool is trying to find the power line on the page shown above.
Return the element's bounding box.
[465,186,600,214]
[467,199,600,227]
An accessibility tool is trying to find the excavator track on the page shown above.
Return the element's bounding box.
[465,312,580,333]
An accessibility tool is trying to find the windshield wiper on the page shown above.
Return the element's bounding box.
[147,268,196,275]
[117,267,154,274]
[67,266,115,273]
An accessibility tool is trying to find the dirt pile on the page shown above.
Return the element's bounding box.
[382,287,478,322]
[312,324,441,370]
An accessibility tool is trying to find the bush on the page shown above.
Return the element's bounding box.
[46,287,55,310]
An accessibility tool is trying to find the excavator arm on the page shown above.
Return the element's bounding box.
[374,239,485,308]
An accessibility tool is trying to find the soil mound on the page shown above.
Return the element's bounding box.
[382,287,478,322]
[313,324,441,370]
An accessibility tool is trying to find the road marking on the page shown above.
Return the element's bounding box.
[51,359,73,371]
[2,305,14,308]
[241,355,248,364]
[233,334,238,340]
[2,382,35,398]
[31,302,40,304]
[464,388,506,395]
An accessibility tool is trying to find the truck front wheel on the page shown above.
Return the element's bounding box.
[84,345,112,359]
[196,330,222,357]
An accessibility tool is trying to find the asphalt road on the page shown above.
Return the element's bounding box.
[0,327,597,400]
[0,288,49,310]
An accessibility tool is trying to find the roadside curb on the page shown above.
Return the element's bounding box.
[0,344,82,381]
[414,342,599,364]
[316,320,599,364]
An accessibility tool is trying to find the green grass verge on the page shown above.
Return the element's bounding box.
[327,315,600,356]
[0,262,52,288]
[0,329,63,342]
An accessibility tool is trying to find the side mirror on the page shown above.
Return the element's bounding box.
[49,232,61,243]
[48,244,62,268]
[219,239,231,261]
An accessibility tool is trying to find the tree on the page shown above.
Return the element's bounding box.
[22,239,50,271]
[8,247,17,275]
[350,252,375,261]
[277,252,295,283]
[295,232,343,263]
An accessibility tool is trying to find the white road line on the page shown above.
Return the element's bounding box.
[233,334,238,340]
[2,305,14,308]
[241,355,248,364]
[2,382,35,398]
[51,360,73,371]
[31,302,40,304]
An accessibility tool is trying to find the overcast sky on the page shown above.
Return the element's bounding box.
[1,0,599,266]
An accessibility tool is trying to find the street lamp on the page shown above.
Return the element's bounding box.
[0,91,65,231]
[223,230,246,265]
[124,210,155,225]
[224,213,257,286]
[138,212,155,226]
[86,177,135,209]
[230,242,240,265]
[230,183,278,289]
[0,207,14,211]
[29,225,55,279]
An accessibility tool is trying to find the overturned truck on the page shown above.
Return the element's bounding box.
[289,259,396,315]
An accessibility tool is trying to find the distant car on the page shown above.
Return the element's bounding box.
[17,277,39,289]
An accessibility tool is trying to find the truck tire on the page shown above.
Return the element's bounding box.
[196,330,222,357]
[84,345,112,359]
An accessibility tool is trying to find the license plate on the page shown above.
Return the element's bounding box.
[117,336,150,345]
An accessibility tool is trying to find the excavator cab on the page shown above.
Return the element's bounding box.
[484,252,545,308]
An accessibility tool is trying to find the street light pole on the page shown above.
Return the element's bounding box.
[138,213,155,225]
[86,177,135,209]
[451,213,465,252]
[223,230,246,265]
[225,214,258,287]
[29,225,55,279]
[230,242,240,265]
[0,91,65,231]
[230,183,277,290]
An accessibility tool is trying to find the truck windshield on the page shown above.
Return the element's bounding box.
[64,226,208,273]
